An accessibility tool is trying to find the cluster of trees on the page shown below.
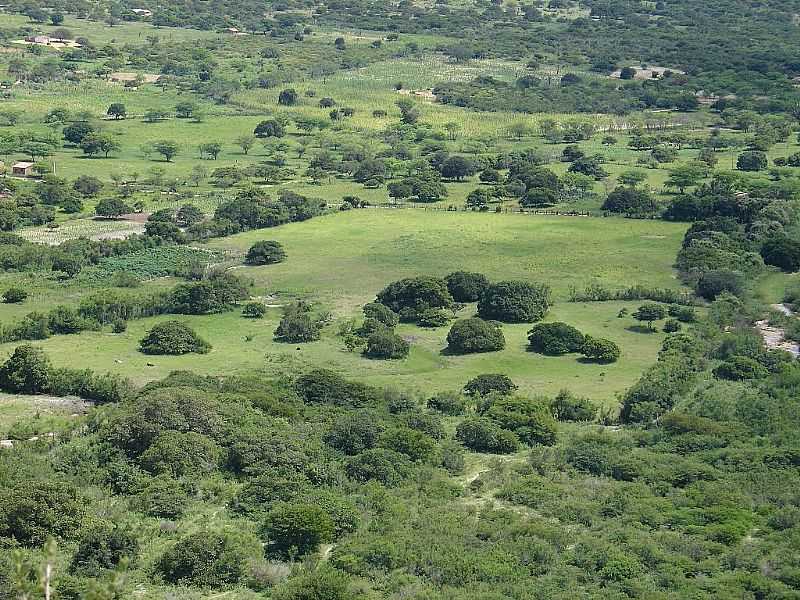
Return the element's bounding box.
[527,322,620,363]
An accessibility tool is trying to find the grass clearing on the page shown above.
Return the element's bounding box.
[0,210,687,403]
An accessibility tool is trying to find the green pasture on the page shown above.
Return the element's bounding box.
[0,210,687,403]
[206,209,687,306]
[0,299,671,405]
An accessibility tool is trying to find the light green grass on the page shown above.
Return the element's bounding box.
[206,209,688,306]
[0,210,686,403]
[0,300,670,405]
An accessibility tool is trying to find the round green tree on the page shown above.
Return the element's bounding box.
[446,317,505,354]
[245,240,286,265]
[527,322,585,355]
[139,321,211,355]
[261,504,335,558]
[477,281,551,323]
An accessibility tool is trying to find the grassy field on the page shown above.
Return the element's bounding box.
[0,210,687,403]
[206,209,687,306]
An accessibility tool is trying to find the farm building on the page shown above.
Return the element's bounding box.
[24,35,51,45]
[11,162,34,177]
[131,8,153,17]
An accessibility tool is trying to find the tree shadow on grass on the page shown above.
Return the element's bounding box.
[626,325,657,334]
[576,357,615,365]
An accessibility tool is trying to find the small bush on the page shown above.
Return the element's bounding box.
[362,302,398,327]
[446,318,505,354]
[427,391,467,415]
[2,287,28,303]
[261,504,335,558]
[245,240,286,265]
[455,417,520,454]
[663,318,682,333]
[364,329,410,359]
[139,321,211,355]
[477,280,551,323]
[242,302,267,318]
[275,304,322,343]
[713,355,769,380]
[464,374,517,396]
[345,448,412,486]
[158,531,252,587]
[417,308,449,328]
[445,271,490,302]
[527,322,585,355]
[135,476,189,519]
[550,389,595,421]
[581,335,621,363]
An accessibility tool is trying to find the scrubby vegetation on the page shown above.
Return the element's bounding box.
[0,0,799,597]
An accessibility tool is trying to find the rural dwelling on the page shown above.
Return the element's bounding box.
[131,8,153,17]
[24,35,51,45]
[11,162,34,177]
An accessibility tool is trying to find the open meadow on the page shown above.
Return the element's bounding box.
[0,210,687,403]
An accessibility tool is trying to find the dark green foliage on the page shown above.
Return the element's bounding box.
[2,287,27,303]
[0,480,85,546]
[463,373,517,396]
[139,431,222,477]
[362,302,398,327]
[379,427,435,461]
[477,280,551,323]
[736,151,768,171]
[483,395,557,446]
[254,119,285,137]
[295,369,379,407]
[245,240,286,265]
[345,448,412,486]
[696,269,744,299]
[550,390,595,422]
[135,476,190,519]
[0,344,51,394]
[713,356,769,381]
[170,273,248,314]
[323,411,382,455]
[139,321,211,355]
[663,318,682,333]
[261,503,335,557]
[376,276,453,314]
[455,418,520,454]
[446,317,505,354]
[417,308,449,328]
[275,303,323,343]
[364,329,409,359]
[71,522,138,576]
[427,391,467,415]
[158,531,252,587]
[602,186,658,215]
[581,335,621,363]
[668,304,697,322]
[632,302,667,330]
[527,322,585,355]
[242,301,267,318]
[761,235,800,272]
[273,565,351,600]
[230,474,309,517]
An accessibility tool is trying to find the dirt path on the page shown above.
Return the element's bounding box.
[755,304,799,357]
